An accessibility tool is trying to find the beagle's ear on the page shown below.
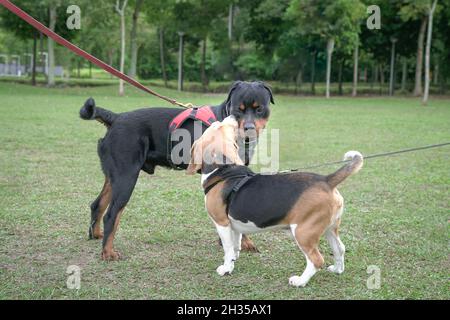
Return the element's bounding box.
[186,141,202,175]
[218,124,242,166]
[225,81,242,106]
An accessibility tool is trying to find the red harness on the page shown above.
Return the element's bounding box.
[169,106,217,132]
[168,106,218,168]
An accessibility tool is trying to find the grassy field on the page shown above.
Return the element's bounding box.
[0,82,449,300]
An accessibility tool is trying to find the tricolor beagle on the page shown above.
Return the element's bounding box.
[187,116,363,287]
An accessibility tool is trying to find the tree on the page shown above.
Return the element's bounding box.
[128,0,143,78]
[276,28,311,94]
[47,1,57,87]
[43,0,74,87]
[389,37,398,96]
[423,0,439,105]
[0,0,41,85]
[228,2,234,40]
[75,0,120,74]
[352,38,359,97]
[0,0,74,86]
[286,0,365,98]
[190,0,227,91]
[172,0,197,91]
[400,1,431,96]
[115,0,128,96]
[144,0,177,87]
[360,0,408,95]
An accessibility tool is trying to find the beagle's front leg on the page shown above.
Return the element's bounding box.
[214,223,237,276]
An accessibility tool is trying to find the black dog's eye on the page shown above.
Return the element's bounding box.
[256,107,263,114]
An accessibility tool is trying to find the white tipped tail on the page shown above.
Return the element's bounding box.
[326,151,363,188]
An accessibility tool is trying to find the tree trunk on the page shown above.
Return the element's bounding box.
[326,38,335,99]
[159,27,168,87]
[201,37,208,91]
[433,62,439,86]
[39,32,46,80]
[414,17,428,96]
[389,38,397,96]
[379,63,385,95]
[439,69,445,94]
[178,32,185,92]
[352,43,359,97]
[128,0,143,78]
[295,66,303,95]
[371,63,377,89]
[108,49,115,79]
[423,0,437,105]
[47,5,57,87]
[115,0,128,96]
[119,12,126,96]
[311,50,317,95]
[401,58,407,92]
[338,59,344,96]
[228,3,233,41]
[31,32,37,86]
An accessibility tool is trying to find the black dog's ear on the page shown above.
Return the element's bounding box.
[260,82,275,104]
[226,81,242,105]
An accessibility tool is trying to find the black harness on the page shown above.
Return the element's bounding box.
[203,166,256,213]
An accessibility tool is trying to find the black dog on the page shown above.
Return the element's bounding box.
[79,81,274,260]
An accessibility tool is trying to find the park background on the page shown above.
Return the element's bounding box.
[0,0,449,299]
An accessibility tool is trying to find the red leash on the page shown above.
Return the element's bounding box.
[0,0,192,108]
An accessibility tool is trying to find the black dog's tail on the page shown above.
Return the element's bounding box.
[326,151,363,189]
[79,98,118,127]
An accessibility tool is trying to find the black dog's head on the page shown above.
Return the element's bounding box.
[224,81,274,140]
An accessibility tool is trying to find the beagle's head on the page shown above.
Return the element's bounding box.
[187,116,243,174]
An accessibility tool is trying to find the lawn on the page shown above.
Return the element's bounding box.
[0,81,449,299]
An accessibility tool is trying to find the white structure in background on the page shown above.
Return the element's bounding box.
[0,53,64,77]
[40,52,48,75]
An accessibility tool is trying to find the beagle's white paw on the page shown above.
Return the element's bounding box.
[327,265,344,274]
[288,276,309,287]
[216,265,233,276]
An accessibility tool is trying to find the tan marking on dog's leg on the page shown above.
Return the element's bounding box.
[205,183,259,253]
[241,234,259,253]
[101,208,124,261]
[285,190,333,287]
[289,223,325,287]
[205,182,230,226]
[93,179,112,239]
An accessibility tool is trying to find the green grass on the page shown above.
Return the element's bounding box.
[0,82,449,299]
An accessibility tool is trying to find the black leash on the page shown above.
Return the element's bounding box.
[277,142,450,173]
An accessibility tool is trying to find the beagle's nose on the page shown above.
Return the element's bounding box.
[244,122,256,131]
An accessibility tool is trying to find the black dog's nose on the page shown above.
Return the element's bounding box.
[244,122,256,131]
